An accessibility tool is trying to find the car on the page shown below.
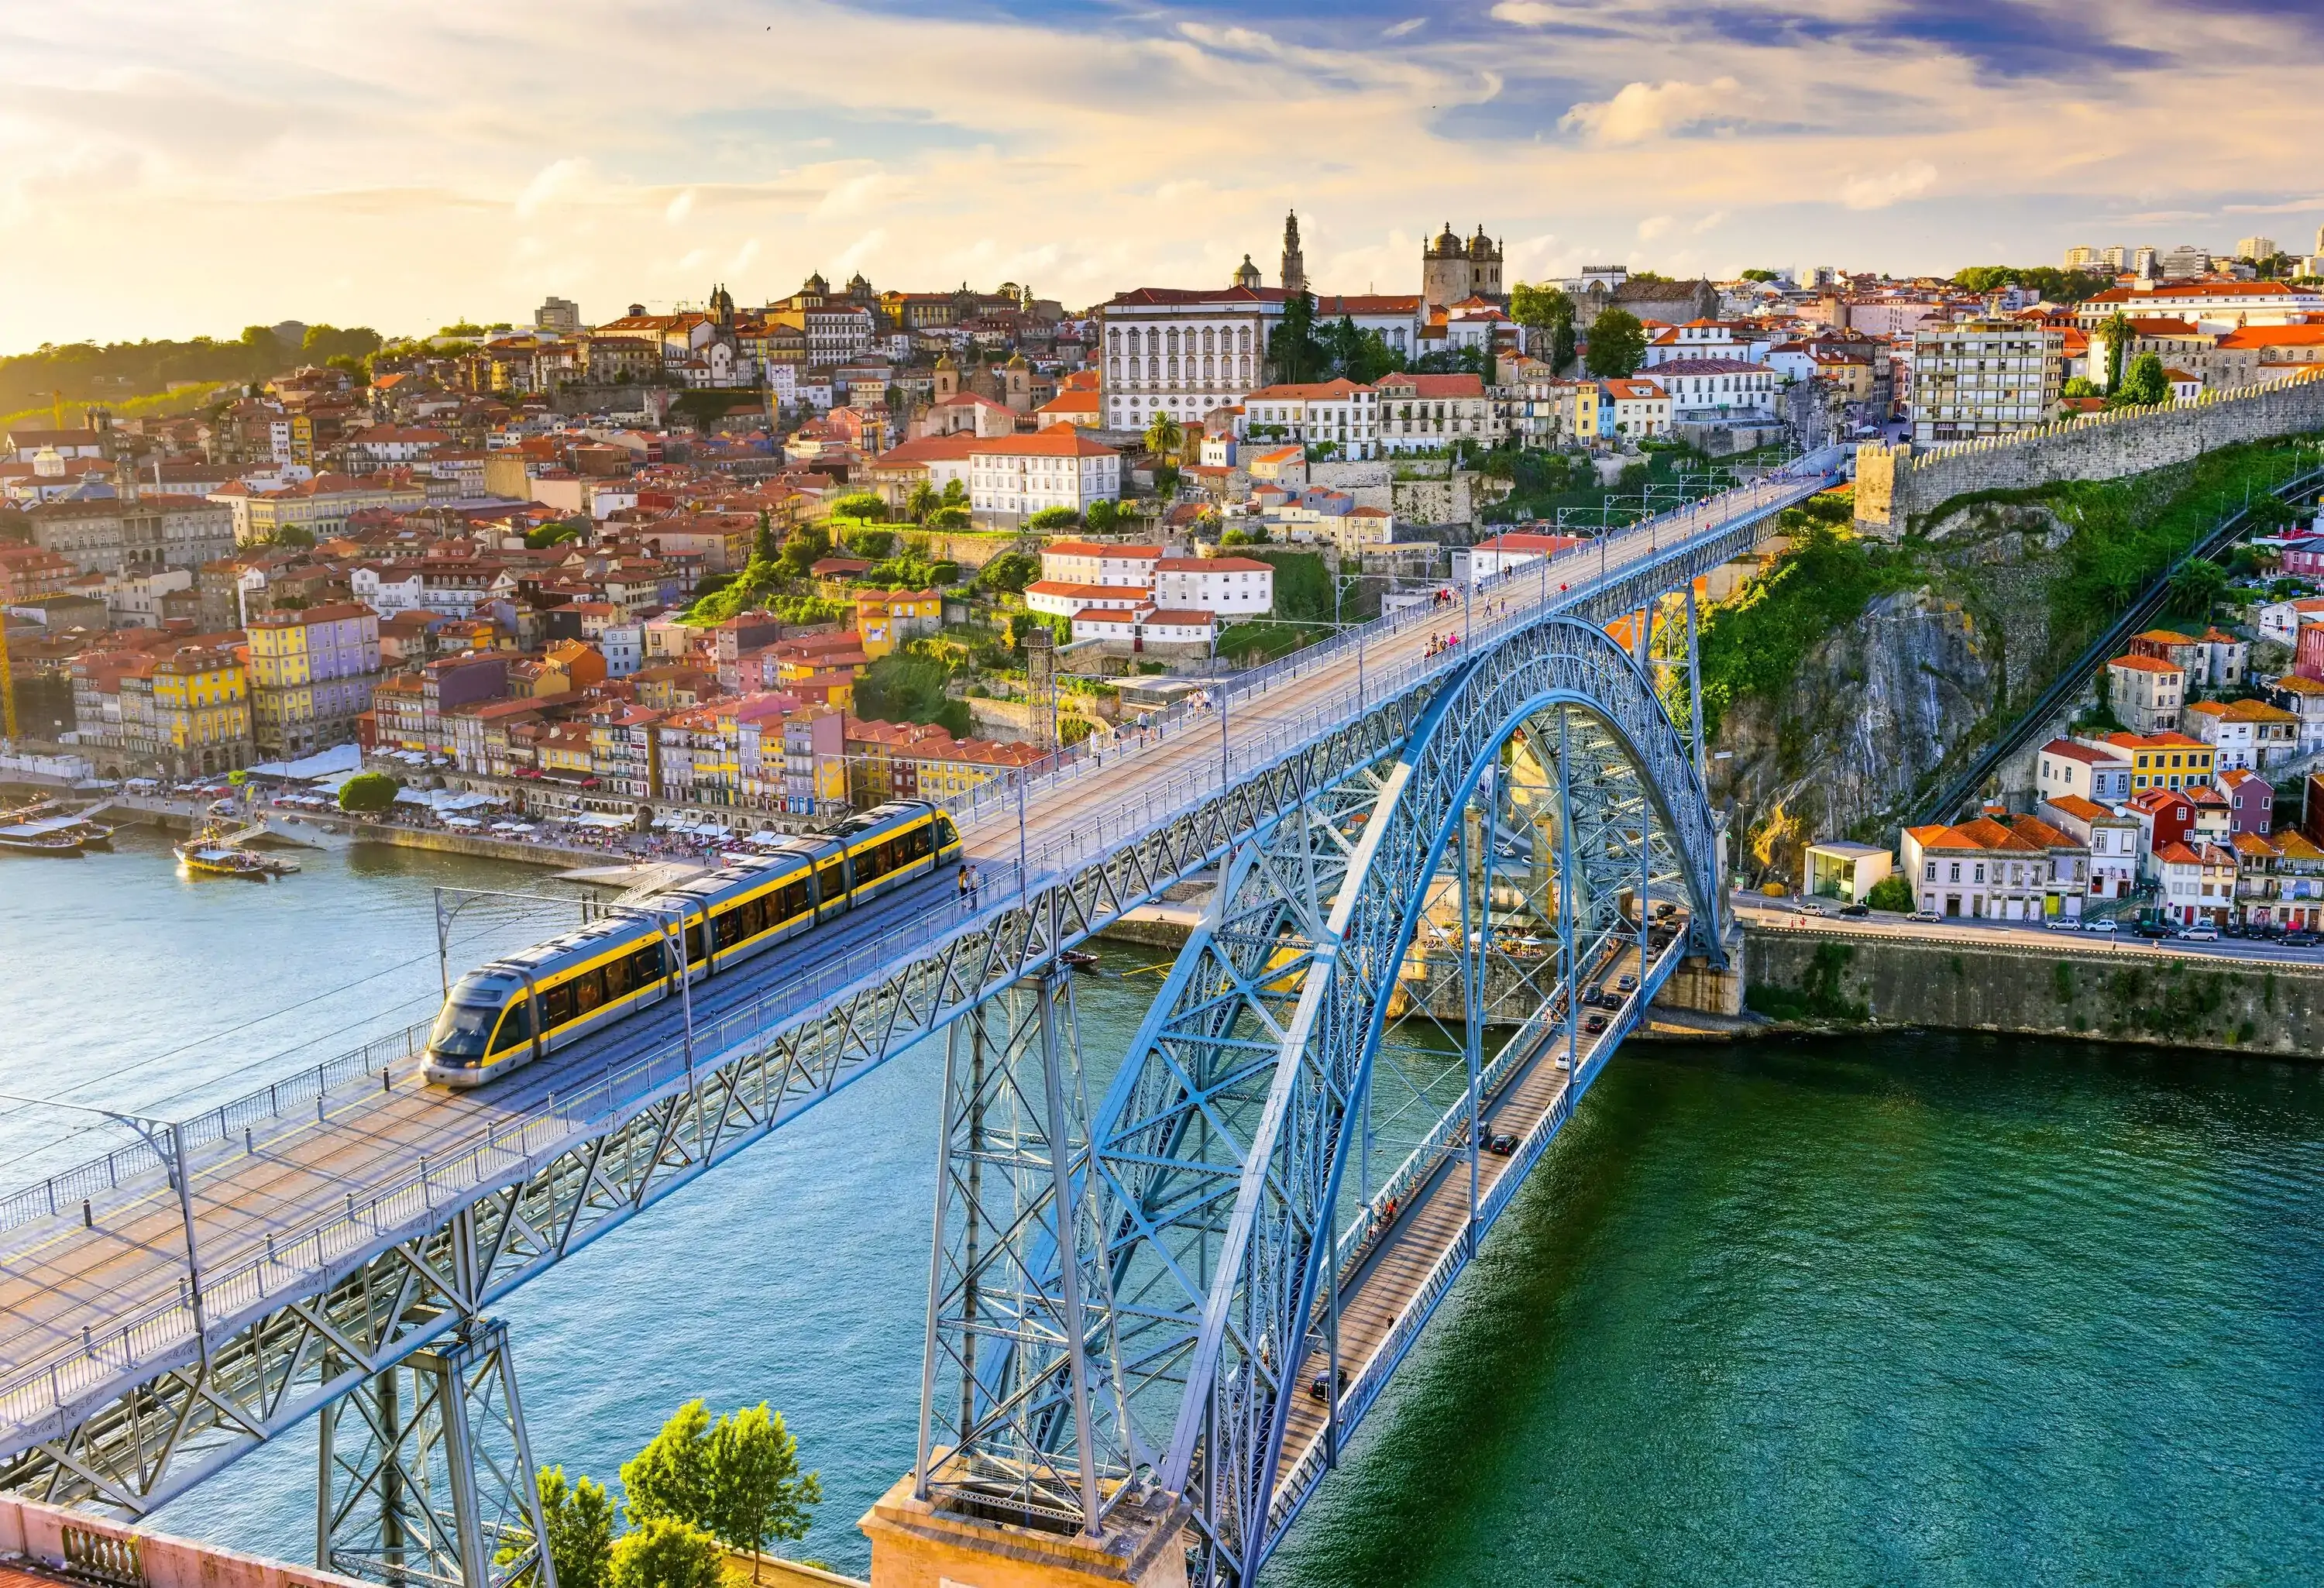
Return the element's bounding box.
[2179,925,2220,942]
[1616,974,1637,993]
[2282,931,2321,947]
[1797,900,1833,916]
[2082,919,2118,933]
[1839,903,1870,917]
[1909,909,1941,923]
[1583,1014,1609,1035]
[1308,1366,1349,1402]
[1483,1131,1518,1157]
[2134,923,2175,939]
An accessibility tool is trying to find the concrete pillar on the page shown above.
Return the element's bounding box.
[861,1472,1189,1588]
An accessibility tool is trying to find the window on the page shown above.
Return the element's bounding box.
[490,999,533,1055]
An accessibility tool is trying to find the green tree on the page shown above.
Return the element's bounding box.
[927,504,971,530]
[1024,506,1080,532]
[779,524,831,578]
[2099,310,2134,391]
[1865,875,1915,913]
[1583,308,1646,378]
[621,1401,714,1530]
[855,651,968,737]
[2061,376,2101,400]
[2113,350,2169,407]
[1508,282,1576,370]
[752,510,778,565]
[1084,498,1120,533]
[338,772,400,814]
[1142,411,1184,461]
[703,1405,820,1579]
[830,492,886,522]
[1739,269,1779,283]
[534,1467,617,1588]
[1270,290,1325,383]
[939,478,968,508]
[977,551,1039,593]
[2168,557,2229,620]
[607,1518,723,1588]
[904,481,937,524]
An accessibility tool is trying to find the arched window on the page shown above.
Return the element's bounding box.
[1238,326,1251,352]
[1203,327,1216,354]
[1148,357,1160,380]
[1167,328,1180,354]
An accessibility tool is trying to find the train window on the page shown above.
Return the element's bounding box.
[631,944,665,985]
[743,895,765,937]
[935,814,957,848]
[779,879,810,920]
[685,923,704,964]
[575,968,604,1016]
[541,981,576,1028]
[908,825,930,861]
[817,861,843,902]
[606,954,634,999]
[490,999,533,1054]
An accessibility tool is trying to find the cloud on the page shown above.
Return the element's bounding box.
[1840,162,1938,210]
[1559,77,1741,144]
[1490,1,1573,25]
[1382,17,1425,38]
[663,188,694,225]
[513,158,590,219]
[1636,214,1673,241]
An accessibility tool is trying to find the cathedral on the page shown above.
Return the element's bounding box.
[1422,224,1504,311]
[1229,211,1308,296]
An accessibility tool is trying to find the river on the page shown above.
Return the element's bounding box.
[5,830,2320,1583]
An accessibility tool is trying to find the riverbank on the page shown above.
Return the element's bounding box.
[1744,920,2324,1055]
[99,794,600,868]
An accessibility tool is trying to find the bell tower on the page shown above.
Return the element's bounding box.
[1280,210,1307,297]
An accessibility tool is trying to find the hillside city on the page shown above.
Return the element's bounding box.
[5,218,2324,938]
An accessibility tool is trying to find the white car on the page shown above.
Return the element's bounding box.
[2180,924,2220,942]
[1796,900,1833,916]
[2082,919,2118,933]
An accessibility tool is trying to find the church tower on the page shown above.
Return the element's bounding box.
[1280,211,1307,297]
[1232,254,1263,291]
[708,282,735,327]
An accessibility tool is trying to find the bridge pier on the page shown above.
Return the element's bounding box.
[861,1469,1188,1588]
[318,1318,552,1588]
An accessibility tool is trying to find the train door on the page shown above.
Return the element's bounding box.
[815,849,849,922]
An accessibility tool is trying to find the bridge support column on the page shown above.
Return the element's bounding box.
[318,1318,553,1588]
[861,1472,1189,1588]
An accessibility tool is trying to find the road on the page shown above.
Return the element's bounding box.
[1735,899,2324,968]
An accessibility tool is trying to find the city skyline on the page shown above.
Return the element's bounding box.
[8,0,2324,352]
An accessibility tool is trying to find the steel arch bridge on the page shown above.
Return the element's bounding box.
[915,613,1728,1584]
[1,462,1831,1588]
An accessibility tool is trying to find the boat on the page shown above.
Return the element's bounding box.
[174,823,301,879]
[1,800,115,849]
[0,815,86,856]
[1058,948,1101,970]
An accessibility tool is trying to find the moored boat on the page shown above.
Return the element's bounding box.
[0,815,88,856]
[174,840,300,878]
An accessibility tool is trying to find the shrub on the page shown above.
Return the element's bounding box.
[1865,875,1915,913]
[1024,506,1080,532]
[829,493,886,522]
[607,1519,722,1588]
[339,772,400,814]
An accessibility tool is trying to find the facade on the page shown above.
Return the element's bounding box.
[244,601,382,758]
[1151,555,1273,617]
[1908,318,2064,443]
[1642,359,1776,420]
[1241,380,1380,459]
[2184,697,2301,770]
[1900,813,2089,921]
[1039,541,1161,588]
[148,646,253,778]
[2106,655,2185,734]
[1803,840,1893,903]
[2037,738,2133,806]
[1420,224,1505,312]
[2039,795,2141,899]
[29,492,236,576]
[1372,373,1501,454]
[1600,379,1673,436]
[967,428,1122,520]
[2154,840,2240,927]
[1099,286,1285,433]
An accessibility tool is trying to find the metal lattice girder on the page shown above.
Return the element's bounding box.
[915,968,1133,1535]
[318,1317,552,1588]
[1068,617,1722,1585]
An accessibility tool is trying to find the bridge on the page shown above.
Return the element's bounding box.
[0,454,1842,1588]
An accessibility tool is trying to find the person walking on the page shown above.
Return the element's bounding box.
[959,866,972,915]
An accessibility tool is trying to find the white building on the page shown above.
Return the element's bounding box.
[1241,379,1380,459]
[1039,541,1161,589]
[1100,286,1286,433]
[2039,795,2142,900]
[600,622,643,678]
[1909,318,2064,443]
[1641,321,1767,367]
[1645,358,1780,420]
[1373,373,1502,454]
[2037,738,2133,805]
[1026,580,1150,618]
[1311,294,1423,359]
[967,428,1122,520]
[1600,379,1673,437]
[1153,555,1273,616]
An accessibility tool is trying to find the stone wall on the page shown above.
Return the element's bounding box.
[0,1493,372,1588]
[1855,371,2324,535]
[1744,923,2324,1056]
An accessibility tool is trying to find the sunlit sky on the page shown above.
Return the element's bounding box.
[7,0,2323,351]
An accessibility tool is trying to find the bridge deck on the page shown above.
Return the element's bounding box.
[0,469,1824,1455]
[1276,941,1648,1488]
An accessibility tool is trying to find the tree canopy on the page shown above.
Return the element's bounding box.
[338,772,399,814]
[1951,265,2113,304]
[2112,351,2170,408]
[1508,282,1577,370]
[1583,308,1647,378]
[607,1519,722,1588]
[535,1467,617,1588]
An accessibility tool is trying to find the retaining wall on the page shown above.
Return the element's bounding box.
[1855,372,2324,535]
[0,1493,370,1588]
[1744,923,2324,1056]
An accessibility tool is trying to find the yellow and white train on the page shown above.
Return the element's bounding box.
[422,802,962,1088]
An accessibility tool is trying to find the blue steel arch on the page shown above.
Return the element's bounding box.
[1088,613,1725,1583]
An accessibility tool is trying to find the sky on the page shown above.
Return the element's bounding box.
[6,0,2324,352]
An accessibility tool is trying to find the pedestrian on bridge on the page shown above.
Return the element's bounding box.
[959,868,973,915]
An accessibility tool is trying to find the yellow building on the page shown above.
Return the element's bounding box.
[150,646,254,777]
[853,588,943,660]
[244,601,383,758]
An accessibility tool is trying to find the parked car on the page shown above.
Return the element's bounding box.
[2082,919,2118,933]
[1797,899,1833,916]
[1839,903,1870,917]
[1908,909,1941,923]
[2282,930,2321,947]
[2179,925,2220,942]
[2134,923,2176,939]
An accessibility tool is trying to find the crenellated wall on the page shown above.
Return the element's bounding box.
[1856,371,2324,536]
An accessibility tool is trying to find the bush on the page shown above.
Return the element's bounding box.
[1865,875,1915,913]
[339,772,400,814]
[927,505,971,530]
[607,1519,723,1588]
[1085,500,1121,533]
[829,493,886,522]
[1024,506,1080,532]
[842,528,896,560]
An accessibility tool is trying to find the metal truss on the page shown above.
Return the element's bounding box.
[318,1318,551,1588]
[964,617,1727,1585]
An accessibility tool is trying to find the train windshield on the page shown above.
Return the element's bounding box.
[429,1002,500,1058]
